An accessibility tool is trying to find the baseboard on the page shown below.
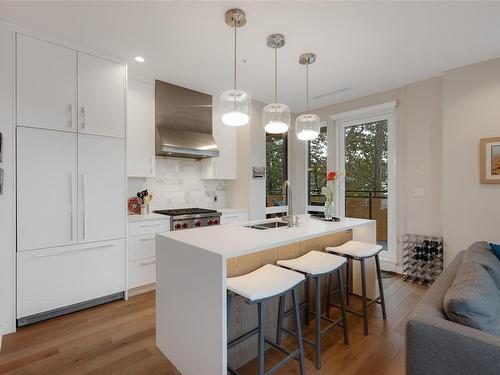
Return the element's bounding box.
[128,283,156,297]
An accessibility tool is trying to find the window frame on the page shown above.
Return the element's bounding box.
[265,132,288,216]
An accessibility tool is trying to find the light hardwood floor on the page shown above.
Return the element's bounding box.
[0,276,426,375]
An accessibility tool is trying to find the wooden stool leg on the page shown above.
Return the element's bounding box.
[345,258,351,306]
[360,258,369,335]
[337,267,349,345]
[292,287,306,375]
[258,302,265,375]
[305,277,310,327]
[326,273,332,318]
[375,254,387,320]
[315,276,322,369]
[276,295,286,345]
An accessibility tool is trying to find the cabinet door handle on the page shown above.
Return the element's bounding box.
[68,104,73,128]
[82,174,86,239]
[140,260,156,266]
[140,237,155,242]
[69,174,73,241]
[33,243,114,259]
[151,156,155,176]
[225,215,239,219]
[140,223,161,228]
[81,106,85,129]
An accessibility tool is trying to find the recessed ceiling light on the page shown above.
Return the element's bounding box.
[134,56,145,63]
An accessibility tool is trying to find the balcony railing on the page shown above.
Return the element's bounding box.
[308,189,388,241]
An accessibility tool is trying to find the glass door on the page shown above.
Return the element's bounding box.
[336,112,396,269]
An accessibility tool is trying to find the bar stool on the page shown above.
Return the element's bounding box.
[276,251,349,369]
[326,240,387,335]
[226,264,306,375]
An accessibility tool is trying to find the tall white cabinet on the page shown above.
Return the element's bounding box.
[15,34,127,325]
[127,78,155,177]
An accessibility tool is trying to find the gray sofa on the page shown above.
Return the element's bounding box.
[406,243,500,375]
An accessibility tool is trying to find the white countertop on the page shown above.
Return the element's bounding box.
[158,215,373,259]
[218,208,248,215]
[128,213,169,223]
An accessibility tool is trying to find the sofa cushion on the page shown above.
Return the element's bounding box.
[443,262,500,336]
[463,241,500,289]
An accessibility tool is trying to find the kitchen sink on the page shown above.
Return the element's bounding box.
[245,221,289,230]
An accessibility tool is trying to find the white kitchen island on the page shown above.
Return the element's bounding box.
[156,215,377,375]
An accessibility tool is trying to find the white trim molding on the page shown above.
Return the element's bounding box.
[330,101,397,122]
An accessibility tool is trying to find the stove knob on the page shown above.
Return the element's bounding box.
[175,224,182,230]
[195,221,201,227]
[213,219,219,225]
[182,223,188,229]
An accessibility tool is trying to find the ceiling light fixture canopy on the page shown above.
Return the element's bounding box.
[220,8,252,127]
[263,34,290,134]
[296,53,320,141]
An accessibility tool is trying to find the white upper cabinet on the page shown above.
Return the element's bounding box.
[78,52,126,138]
[201,100,237,180]
[17,34,77,132]
[78,134,126,243]
[127,78,155,177]
[17,127,77,251]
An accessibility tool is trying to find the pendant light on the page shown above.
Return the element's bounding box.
[220,9,252,127]
[295,53,320,141]
[263,34,290,134]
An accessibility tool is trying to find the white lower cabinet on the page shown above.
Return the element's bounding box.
[127,219,169,292]
[17,239,126,318]
[220,212,248,225]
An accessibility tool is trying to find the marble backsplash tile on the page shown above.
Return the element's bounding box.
[128,157,226,209]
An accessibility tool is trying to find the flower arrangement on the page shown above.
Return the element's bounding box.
[321,171,345,219]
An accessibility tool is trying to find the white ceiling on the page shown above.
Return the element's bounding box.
[2,1,500,112]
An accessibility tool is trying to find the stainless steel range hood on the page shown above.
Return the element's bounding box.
[155,80,219,159]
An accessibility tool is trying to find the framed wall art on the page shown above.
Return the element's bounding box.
[480,137,500,184]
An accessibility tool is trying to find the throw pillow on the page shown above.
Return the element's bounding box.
[490,243,500,261]
[443,262,500,336]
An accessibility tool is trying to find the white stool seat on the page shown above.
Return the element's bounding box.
[326,240,383,259]
[277,250,347,276]
[227,264,305,302]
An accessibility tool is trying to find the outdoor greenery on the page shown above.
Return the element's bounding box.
[266,133,287,206]
[308,127,328,205]
[345,120,388,194]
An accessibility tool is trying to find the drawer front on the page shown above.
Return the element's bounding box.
[221,212,248,225]
[128,220,169,235]
[129,233,155,260]
[128,257,156,289]
[18,239,126,318]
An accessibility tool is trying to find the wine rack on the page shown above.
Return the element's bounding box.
[403,234,443,287]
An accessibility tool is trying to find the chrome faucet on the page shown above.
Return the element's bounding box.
[282,180,294,227]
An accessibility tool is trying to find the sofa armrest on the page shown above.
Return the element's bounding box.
[407,311,500,375]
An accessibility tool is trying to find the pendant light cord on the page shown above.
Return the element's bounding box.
[233,21,237,90]
[306,64,309,112]
[274,47,278,103]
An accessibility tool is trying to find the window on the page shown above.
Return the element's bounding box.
[266,133,288,216]
[307,126,328,210]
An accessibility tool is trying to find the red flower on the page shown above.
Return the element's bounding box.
[327,171,336,181]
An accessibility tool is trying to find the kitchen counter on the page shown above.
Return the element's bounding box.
[218,208,248,215]
[127,213,169,223]
[155,214,377,375]
[160,215,370,258]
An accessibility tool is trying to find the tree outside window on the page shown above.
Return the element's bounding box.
[266,133,287,208]
[308,127,328,206]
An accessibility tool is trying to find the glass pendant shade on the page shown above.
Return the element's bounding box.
[263,103,290,134]
[295,113,320,141]
[220,89,251,126]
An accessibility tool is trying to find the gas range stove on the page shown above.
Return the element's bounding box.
[153,208,222,231]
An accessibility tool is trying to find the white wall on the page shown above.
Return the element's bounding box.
[226,99,267,220]
[442,57,500,264]
[0,26,15,336]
